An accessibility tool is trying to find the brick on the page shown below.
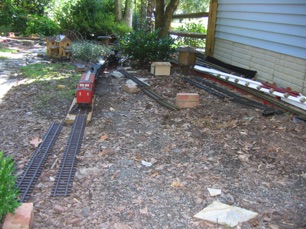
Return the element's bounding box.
[176,93,199,102]
[3,203,34,229]
[176,93,200,108]
[176,100,200,108]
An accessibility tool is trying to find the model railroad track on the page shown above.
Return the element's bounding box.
[118,68,180,110]
[17,121,63,202]
[51,111,87,196]
[184,76,282,116]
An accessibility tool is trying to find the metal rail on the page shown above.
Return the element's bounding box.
[51,112,87,196]
[17,121,63,202]
[191,76,267,109]
[184,76,282,115]
[118,68,180,110]
[183,77,226,99]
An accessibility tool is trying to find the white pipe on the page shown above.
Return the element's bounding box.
[194,65,306,111]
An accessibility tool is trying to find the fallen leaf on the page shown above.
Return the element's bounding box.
[140,206,149,215]
[132,197,143,204]
[268,224,279,229]
[171,180,184,188]
[73,198,82,204]
[133,155,142,162]
[30,137,42,147]
[151,171,159,177]
[301,172,306,179]
[238,154,250,162]
[99,148,115,156]
[111,170,120,179]
[100,135,109,141]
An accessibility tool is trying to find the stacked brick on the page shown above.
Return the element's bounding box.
[176,93,200,108]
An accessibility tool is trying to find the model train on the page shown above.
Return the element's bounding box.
[76,71,95,107]
[75,51,120,109]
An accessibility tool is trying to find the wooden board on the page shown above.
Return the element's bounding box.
[65,96,95,124]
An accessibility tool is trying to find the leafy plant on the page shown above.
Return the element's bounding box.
[72,41,110,62]
[25,14,60,36]
[56,0,130,39]
[175,22,207,48]
[119,29,176,67]
[0,151,21,219]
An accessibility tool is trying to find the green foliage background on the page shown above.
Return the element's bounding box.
[120,29,176,67]
[25,14,60,36]
[175,22,207,48]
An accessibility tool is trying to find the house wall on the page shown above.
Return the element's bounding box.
[213,0,306,94]
[214,38,306,94]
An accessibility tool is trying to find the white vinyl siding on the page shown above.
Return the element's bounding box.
[215,0,306,59]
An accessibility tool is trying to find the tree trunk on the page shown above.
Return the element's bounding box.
[123,0,133,28]
[140,0,146,30]
[154,0,180,38]
[115,0,122,22]
[146,0,155,31]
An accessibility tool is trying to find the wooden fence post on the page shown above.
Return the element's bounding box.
[205,0,218,57]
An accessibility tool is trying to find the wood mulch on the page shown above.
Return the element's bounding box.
[0,41,305,228]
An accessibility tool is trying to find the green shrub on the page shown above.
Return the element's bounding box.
[56,0,130,39]
[72,41,110,62]
[25,14,60,36]
[0,151,21,219]
[119,29,176,67]
[175,22,206,48]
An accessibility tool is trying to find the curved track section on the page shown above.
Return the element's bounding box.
[17,121,63,202]
[51,112,87,197]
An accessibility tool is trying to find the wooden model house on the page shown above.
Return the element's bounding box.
[46,35,72,58]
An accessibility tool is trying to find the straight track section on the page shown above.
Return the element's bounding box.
[51,111,87,196]
[17,121,63,202]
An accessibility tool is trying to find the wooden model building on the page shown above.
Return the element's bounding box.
[46,35,72,58]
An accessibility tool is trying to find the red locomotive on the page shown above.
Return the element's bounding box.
[76,71,95,106]
[73,51,120,110]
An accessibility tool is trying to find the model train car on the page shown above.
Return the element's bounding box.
[74,51,120,109]
[76,71,95,107]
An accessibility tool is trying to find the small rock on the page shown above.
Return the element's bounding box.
[49,176,55,181]
[53,204,65,213]
[221,194,235,205]
[122,84,140,94]
[195,197,204,204]
[207,188,222,196]
[81,208,90,217]
[110,71,124,78]
[67,218,80,225]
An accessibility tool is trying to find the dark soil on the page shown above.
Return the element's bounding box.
[0,42,305,229]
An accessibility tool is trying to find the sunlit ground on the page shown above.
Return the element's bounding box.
[0,47,29,102]
[0,78,28,102]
